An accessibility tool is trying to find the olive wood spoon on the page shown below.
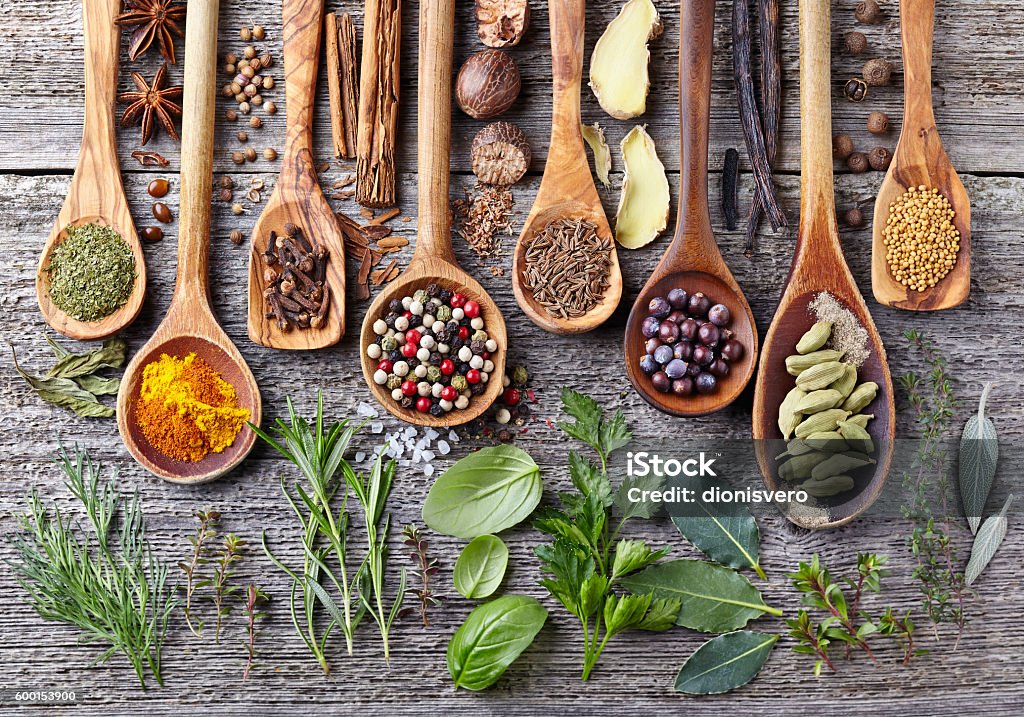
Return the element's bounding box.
[117,0,261,483]
[623,0,757,417]
[358,0,507,427]
[247,0,346,349]
[871,0,970,311]
[36,0,146,341]
[511,0,622,335]
[752,0,895,529]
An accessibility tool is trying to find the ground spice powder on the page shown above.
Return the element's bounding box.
[136,353,250,462]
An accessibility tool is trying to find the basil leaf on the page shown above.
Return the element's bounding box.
[453,535,508,599]
[669,474,765,578]
[674,630,778,694]
[959,383,999,534]
[621,559,782,633]
[423,445,542,538]
[965,494,1013,586]
[447,595,548,691]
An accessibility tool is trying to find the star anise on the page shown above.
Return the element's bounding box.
[119,64,183,145]
[115,0,187,64]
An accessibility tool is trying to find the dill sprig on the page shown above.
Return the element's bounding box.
[7,445,176,688]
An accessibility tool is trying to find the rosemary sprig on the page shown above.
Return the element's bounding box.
[207,533,244,643]
[7,445,176,688]
[900,329,968,641]
[179,509,219,639]
[242,583,269,681]
[401,524,443,626]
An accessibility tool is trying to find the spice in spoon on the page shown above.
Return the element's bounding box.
[521,217,612,319]
[46,223,136,322]
[883,186,960,292]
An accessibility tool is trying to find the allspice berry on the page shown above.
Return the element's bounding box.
[844,208,866,228]
[844,77,868,102]
[232,150,246,165]
[263,147,278,161]
[847,152,869,173]
[237,130,249,142]
[844,31,867,55]
[833,133,856,160]
[866,111,890,134]
[868,146,893,171]
[219,188,234,202]
[229,229,245,245]
[863,58,893,86]
[219,175,235,190]
[854,0,882,24]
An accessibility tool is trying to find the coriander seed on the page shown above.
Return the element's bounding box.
[234,92,246,103]
[249,116,262,128]
[237,130,249,142]
[232,150,246,165]
[244,45,257,59]
[219,175,235,189]
[262,76,275,90]
[222,84,234,97]
[252,24,266,40]
[251,94,263,106]
[241,65,255,79]
[224,63,236,76]
[225,109,238,121]
[259,53,273,68]
[219,188,234,202]
[225,52,238,65]
[240,26,252,41]
[230,229,244,245]
[243,84,257,98]
[249,58,263,72]
[263,147,278,161]
[264,101,277,114]
[232,202,244,215]
[239,101,251,114]
[244,147,257,162]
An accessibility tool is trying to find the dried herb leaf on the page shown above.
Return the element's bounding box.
[12,348,115,418]
[959,382,999,534]
[965,494,1013,586]
[46,336,128,379]
[674,630,778,694]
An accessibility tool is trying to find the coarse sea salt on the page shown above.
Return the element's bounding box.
[370,421,384,434]
[357,402,378,418]
[355,451,366,463]
[424,464,435,477]
[437,440,451,456]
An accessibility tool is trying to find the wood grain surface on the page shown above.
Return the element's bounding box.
[2,0,1023,714]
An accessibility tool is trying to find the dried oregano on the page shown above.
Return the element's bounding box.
[46,223,135,321]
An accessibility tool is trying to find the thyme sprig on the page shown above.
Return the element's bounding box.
[242,583,269,681]
[7,445,176,688]
[208,533,245,643]
[401,524,443,626]
[180,509,219,639]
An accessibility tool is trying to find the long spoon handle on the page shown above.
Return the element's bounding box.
[413,0,457,264]
[174,0,219,304]
[677,0,715,240]
[80,0,121,180]
[282,0,323,161]
[543,0,588,171]
[900,0,937,126]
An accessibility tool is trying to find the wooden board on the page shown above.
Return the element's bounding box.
[1,0,1023,713]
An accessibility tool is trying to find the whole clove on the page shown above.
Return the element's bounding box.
[259,224,332,332]
[745,0,783,253]
[721,148,740,231]
[732,0,786,236]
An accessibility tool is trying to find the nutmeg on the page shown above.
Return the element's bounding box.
[475,0,530,48]
[844,77,868,102]
[863,58,893,86]
[455,49,521,119]
[844,31,867,55]
[847,152,869,173]
[833,133,855,160]
[854,0,882,24]
[867,146,893,171]
[471,121,531,185]
[866,111,890,134]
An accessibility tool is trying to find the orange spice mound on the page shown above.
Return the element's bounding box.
[136,353,250,462]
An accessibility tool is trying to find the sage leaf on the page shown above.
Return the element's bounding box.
[965,494,1013,586]
[447,595,548,691]
[959,383,999,534]
[669,474,765,578]
[46,336,128,378]
[423,445,542,538]
[453,535,508,599]
[621,559,782,633]
[74,374,121,396]
[674,630,778,694]
[13,349,115,418]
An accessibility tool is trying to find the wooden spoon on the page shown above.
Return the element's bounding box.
[511,0,622,335]
[623,0,757,418]
[117,0,261,483]
[247,0,346,349]
[358,0,507,427]
[751,0,895,529]
[36,0,146,341]
[871,0,970,311]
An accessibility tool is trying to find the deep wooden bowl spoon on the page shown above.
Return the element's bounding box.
[36,0,146,341]
[752,0,895,529]
[247,0,346,349]
[117,0,261,483]
[871,0,970,311]
[358,0,507,427]
[623,0,757,417]
[511,0,622,335]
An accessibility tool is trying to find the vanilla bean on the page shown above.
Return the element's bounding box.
[745,0,782,253]
[732,0,786,233]
[722,148,740,231]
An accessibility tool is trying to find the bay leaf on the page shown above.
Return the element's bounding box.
[46,336,128,378]
[959,382,999,534]
[674,630,778,695]
[74,374,121,396]
[965,494,1013,586]
[12,348,115,418]
[620,559,781,633]
[669,474,765,579]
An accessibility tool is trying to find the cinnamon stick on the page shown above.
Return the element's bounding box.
[356,0,401,208]
[326,13,359,159]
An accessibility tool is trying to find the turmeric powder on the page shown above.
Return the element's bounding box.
[136,353,250,462]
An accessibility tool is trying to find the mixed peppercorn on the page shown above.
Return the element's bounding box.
[367,284,499,416]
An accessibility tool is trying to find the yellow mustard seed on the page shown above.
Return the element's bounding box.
[882,186,961,292]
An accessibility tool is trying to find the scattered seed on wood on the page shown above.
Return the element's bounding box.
[521,217,612,320]
[401,216,412,223]
[246,189,262,202]
[454,183,514,258]
[130,150,170,167]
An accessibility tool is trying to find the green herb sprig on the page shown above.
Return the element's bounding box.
[7,445,176,688]
[179,509,219,639]
[208,533,245,643]
[242,583,269,681]
[401,524,443,626]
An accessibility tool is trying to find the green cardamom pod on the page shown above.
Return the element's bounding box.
[841,382,879,414]
[844,413,875,429]
[794,408,852,439]
[811,451,876,481]
[795,389,844,414]
[799,474,856,498]
[785,350,846,376]
[778,451,832,482]
[778,386,807,440]
[796,321,833,354]
[829,363,858,399]
[795,361,848,391]
[776,438,815,460]
[838,421,875,454]
[804,431,850,452]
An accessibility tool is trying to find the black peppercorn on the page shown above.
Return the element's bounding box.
[833,133,855,160]
[497,428,514,442]
[844,207,866,227]
[388,299,403,313]
[429,351,443,365]
[471,383,486,396]
[427,283,441,297]
[470,339,486,354]
[866,111,890,134]
[844,77,868,102]
[451,338,464,351]
[429,404,444,417]
[863,58,893,87]
[408,315,422,328]
[385,311,398,328]
[439,289,452,303]
[844,31,867,55]
[389,349,402,363]
[868,146,893,171]
[400,396,414,409]
[854,0,882,24]
[847,152,870,173]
